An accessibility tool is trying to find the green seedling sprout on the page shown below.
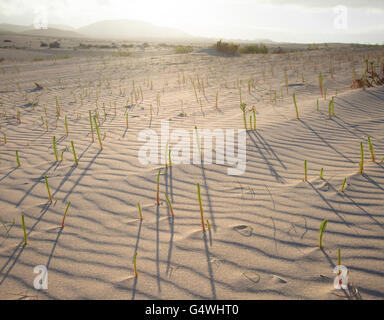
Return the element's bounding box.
[320,168,324,179]
[317,99,319,111]
[133,251,138,278]
[318,219,328,248]
[61,201,71,227]
[240,103,247,130]
[328,99,333,118]
[206,219,211,230]
[21,214,27,246]
[197,183,205,231]
[64,116,69,136]
[3,134,6,144]
[341,177,347,192]
[367,136,375,162]
[71,141,78,166]
[53,136,58,162]
[156,169,161,206]
[89,111,94,142]
[138,203,143,220]
[93,116,103,150]
[215,91,218,109]
[168,148,172,168]
[359,141,364,174]
[16,150,20,167]
[44,175,53,204]
[319,72,323,97]
[61,151,64,161]
[194,126,202,157]
[293,93,299,119]
[252,107,256,130]
[165,193,174,217]
[338,248,341,266]
[304,160,308,181]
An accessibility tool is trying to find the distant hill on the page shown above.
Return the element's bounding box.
[0,23,31,33]
[21,28,83,38]
[77,19,193,40]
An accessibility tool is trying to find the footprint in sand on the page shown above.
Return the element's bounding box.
[270,275,287,284]
[318,181,329,191]
[233,225,253,237]
[242,271,261,285]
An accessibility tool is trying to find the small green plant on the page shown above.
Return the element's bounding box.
[318,219,328,248]
[93,116,103,150]
[240,103,247,129]
[133,251,138,278]
[304,160,308,181]
[64,116,69,136]
[53,136,58,162]
[44,175,53,204]
[359,141,364,174]
[194,126,202,156]
[341,177,347,192]
[316,99,319,111]
[156,169,161,205]
[252,107,256,130]
[21,214,27,246]
[71,141,78,166]
[61,201,71,227]
[293,93,299,119]
[165,193,174,217]
[319,72,323,97]
[137,203,143,220]
[197,183,205,231]
[89,111,94,142]
[338,248,341,266]
[367,136,375,162]
[16,150,21,167]
[320,168,324,179]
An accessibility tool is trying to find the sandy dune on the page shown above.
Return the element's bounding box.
[0,42,383,300]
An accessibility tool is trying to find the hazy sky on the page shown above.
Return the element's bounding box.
[0,0,383,43]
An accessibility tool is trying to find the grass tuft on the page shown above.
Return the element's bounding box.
[318,219,328,248]
[61,202,71,228]
[21,214,27,246]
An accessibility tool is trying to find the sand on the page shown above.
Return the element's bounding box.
[0,37,383,300]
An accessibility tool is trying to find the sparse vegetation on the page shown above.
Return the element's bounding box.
[239,43,268,54]
[174,46,193,54]
[214,40,239,56]
[49,41,61,49]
